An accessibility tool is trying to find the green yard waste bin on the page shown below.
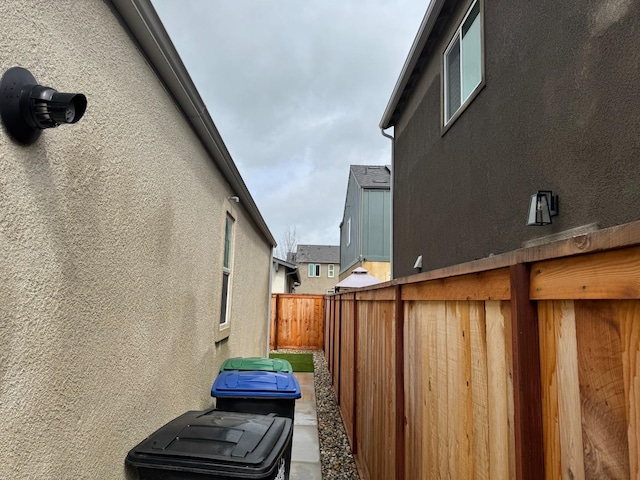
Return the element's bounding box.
[219,357,293,373]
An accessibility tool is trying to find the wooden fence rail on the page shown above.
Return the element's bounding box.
[270,294,324,350]
[324,221,640,480]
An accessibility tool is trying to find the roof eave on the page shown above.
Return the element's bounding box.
[110,0,276,247]
[379,0,448,130]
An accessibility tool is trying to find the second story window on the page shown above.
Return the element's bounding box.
[328,264,335,278]
[444,0,482,125]
[308,263,321,277]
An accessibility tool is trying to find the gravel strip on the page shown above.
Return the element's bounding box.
[312,350,360,479]
[271,350,360,479]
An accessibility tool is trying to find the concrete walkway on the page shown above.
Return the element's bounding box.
[290,372,322,479]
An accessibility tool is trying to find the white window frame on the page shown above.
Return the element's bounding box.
[347,217,351,246]
[328,264,335,278]
[308,263,321,277]
[219,213,234,328]
[443,0,483,128]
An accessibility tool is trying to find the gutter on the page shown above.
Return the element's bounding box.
[110,0,276,247]
[379,0,447,130]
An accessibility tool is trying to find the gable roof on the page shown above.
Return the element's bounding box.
[379,0,448,130]
[294,245,340,264]
[351,165,391,189]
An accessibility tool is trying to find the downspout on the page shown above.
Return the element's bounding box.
[381,127,394,280]
[266,249,274,356]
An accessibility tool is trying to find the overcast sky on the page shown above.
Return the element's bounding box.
[151,0,429,250]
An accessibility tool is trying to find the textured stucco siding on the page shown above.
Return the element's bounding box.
[392,0,640,278]
[0,1,271,478]
[295,262,337,294]
[271,267,288,293]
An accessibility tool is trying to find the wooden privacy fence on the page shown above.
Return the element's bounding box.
[270,294,324,350]
[325,221,640,480]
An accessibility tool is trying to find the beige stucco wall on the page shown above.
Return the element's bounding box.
[0,1,272,478]
[295,262,338,294]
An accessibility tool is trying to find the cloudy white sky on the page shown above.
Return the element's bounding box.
[151,1,429,249]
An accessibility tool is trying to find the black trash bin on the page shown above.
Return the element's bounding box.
[125,408,292,480]
[210,371,301,480]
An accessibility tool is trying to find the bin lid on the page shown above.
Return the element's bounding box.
[125,409,292,477]
[220,357,293,373]
[211,371,301,399]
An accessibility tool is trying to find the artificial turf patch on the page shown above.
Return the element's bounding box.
[269,352,314,372]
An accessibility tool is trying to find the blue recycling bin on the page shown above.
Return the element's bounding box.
[211,370,301,480]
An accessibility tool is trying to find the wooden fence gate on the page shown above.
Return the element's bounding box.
[270,294,324,350]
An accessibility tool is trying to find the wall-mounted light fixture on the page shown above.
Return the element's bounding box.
[0,67,87,145]
[527,190,559,226]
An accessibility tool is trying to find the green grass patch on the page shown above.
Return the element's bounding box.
[269,352,314,372]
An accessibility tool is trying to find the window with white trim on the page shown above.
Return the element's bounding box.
[328,264,335,278]
[308,263,321,277]
[444,0,482,125]
[347,217,351,246]
[220,214,234,326]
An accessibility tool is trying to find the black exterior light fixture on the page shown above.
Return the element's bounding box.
[527,190,559,226]
[0,67,87,145]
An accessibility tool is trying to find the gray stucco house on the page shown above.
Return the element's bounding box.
[339,165,391,281]
[380,0,640,278]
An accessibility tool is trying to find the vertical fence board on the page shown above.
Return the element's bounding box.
[471,301,489,480]
[486,300,514,480]
[556,301,586,480]
[436,300,449,478]
[539,301,562,480]
[446,301,473,479]
[620,301,640,480]
[575,300,629,479]
[404,302,421,478]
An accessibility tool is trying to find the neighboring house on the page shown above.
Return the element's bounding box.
[291,245,340,294]
[0,1,275,478]
[339,165,391,282]
[271,257,301,293]
[380,0,640,278]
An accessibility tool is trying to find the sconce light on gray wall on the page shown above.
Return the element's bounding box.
[527,190,558,226]
[0,67,87,144]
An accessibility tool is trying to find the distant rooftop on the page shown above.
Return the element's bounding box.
[351,165,391,189]
[294,245,340,263]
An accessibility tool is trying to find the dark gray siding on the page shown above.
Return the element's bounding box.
[392,0,640,278]
[363,189,391,261]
